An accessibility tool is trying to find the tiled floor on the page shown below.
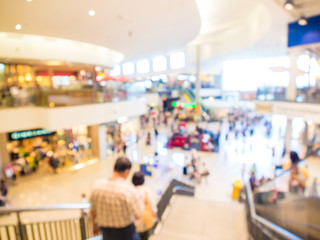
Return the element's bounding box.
[150,196,248,240]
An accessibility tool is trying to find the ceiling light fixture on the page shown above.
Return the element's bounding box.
[298,16,308,26]
[26,0,32,2]
[284,0,294,11]
[88,10,95,16]
[15,24,22,30]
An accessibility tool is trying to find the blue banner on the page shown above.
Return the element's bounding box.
[288,15,320,47]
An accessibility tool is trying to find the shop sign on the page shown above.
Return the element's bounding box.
[172,101,197,108]
[255,103,273,113]
[8,129,55,141]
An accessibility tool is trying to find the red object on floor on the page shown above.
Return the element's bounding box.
[168,135,190,148]
[200,133,214,152]
[179,122,187,128]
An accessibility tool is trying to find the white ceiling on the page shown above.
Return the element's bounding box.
[273,0,320,19]
[0,0,320,65]
[192,0,320,74]
[0,0,200,60]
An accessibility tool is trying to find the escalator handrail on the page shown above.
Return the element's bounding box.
[172,185,195,194]
[246,182,303,240]
[254,160,305,192]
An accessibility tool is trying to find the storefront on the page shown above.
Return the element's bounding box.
[120,117,141,144]
[5,125,97,177]
[104,123,119,154]
[0,63,96,107]
[98,117,142,158]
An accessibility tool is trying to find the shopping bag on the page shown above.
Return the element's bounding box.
[142,192,156,229]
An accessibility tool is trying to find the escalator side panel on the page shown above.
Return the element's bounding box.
[306,198,320,240]
[255,199,308,239]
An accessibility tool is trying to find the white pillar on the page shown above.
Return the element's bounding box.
[98,125,107,160]
[284,118,292,152]
[90,125,107,160]
[195,45,201,104]
[286,50,298,101]
[303,121,308,145]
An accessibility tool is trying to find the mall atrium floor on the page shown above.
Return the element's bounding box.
[1,118,319,240]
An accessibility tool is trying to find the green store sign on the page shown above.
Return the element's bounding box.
[8,129,55,141]
[172,101,197,108]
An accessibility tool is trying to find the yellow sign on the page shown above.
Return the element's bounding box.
[256,103,272,112]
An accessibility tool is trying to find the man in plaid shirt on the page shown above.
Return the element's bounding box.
[90,157,143,240]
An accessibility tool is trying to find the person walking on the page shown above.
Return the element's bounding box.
[122,140,127,155]
[146,132,151,145]
[90,157,143,240]
[0,180,8,205]
[132,172,157,240]
[285,151,309,195]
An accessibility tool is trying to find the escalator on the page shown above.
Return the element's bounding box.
[251,169,320,240]
[180,88,209,114]
[181,88,194,103]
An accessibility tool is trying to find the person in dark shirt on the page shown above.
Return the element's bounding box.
[0,180,8,197]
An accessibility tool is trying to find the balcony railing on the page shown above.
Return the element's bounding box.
[0,203,93,240]
[0,84,146,108]
[257,87,320,104]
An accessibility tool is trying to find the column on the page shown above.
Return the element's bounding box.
[286,50,298,101]
[90,125,107,160]
[195,45,201,104]
[48,68,54,90]
[92,68,97,103]
[0,133,10,179]
[302,121,308,145]
[284,118,292,152]
[98,125,108,160]
[194,45,202,121]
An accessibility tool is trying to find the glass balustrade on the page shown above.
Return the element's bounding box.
[0,82,146,108]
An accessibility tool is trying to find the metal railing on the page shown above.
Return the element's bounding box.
[0,203,93,240]
[156,179,195,223]
[245,182,303,240]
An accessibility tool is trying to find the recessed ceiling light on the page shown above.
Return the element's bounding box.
[298,16,308,26]
[15,24,22,30]
[88,10,95,16]
[284,0,294,11]
[26,0,32,2]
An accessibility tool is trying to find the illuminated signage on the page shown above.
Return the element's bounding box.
[171,101,197,108]
[8,129,55,141]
